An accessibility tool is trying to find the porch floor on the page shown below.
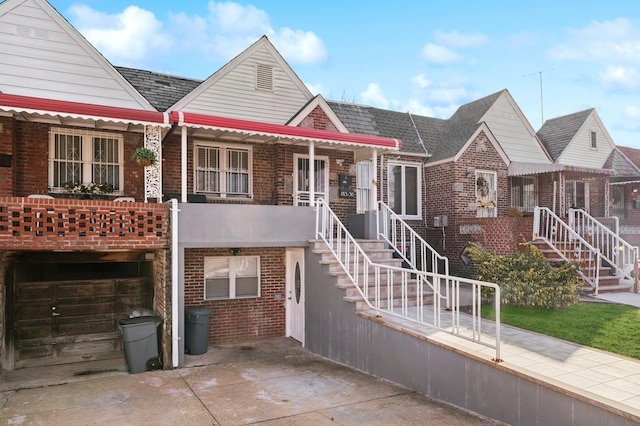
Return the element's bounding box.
[361,287,640,422]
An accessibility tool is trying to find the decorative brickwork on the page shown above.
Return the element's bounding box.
[0,197,169,250]
[184,247,286,344]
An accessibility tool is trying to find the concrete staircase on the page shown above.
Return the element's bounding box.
[530,239,632,294]
[312,239,435,311]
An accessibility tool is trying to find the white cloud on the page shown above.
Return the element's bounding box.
[404,98,434,116]
[169,1,326,64]
[599,66,640,91]
[68,5,171,65]
[620,105,640,131]
[550,18,640,65]
[421,43,461,64]
[411,74,432,89]
[270,28,327,64]
[360,83,390,109]
[207,1,270,34]
[434,30,489,48]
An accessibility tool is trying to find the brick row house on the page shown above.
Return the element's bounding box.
[0,0,401,371]
[1,0,638,374]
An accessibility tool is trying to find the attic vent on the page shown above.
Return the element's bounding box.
[255,64,273,91]
[16,25,31,37]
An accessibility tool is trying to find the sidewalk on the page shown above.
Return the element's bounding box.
[0,338,502,425]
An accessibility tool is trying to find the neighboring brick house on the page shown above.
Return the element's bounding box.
[608,146,640,245]
[328,92,639,275]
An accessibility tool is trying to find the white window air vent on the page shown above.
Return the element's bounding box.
[256,64,273,91]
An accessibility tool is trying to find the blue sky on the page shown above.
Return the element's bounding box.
[47,0,640,149]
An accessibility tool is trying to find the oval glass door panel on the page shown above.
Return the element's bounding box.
[294,262,301,304]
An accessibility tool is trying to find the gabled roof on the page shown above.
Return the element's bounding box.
[328,90,512,161]
[287,95,350,133]
[116,67,200,112]
[437,90,504,162]
[327,101,444,156]
[605,147,640,181]
[618,146,640,169]
[168,36,312,118]
[0,0,155,111]
[537,109,593,161]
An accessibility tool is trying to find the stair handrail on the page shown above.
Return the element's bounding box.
[316,198,501,360]
[568,208,637,279]
[377,201,450,277]
[533,206,602,294]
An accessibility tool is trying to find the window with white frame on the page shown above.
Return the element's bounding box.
[195,143,252,198]
[204,256,260,300]
[510,176,537,213]
[590,131,597,150]
[388,162,421,218]
[49,128,123,191]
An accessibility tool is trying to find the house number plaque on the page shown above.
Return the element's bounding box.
[339,174,355,198]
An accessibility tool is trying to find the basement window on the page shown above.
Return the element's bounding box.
[255,64,273,91]
[204,256,260,300]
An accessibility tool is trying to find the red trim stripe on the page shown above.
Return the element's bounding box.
[172,111,401,149]
[0,93,168,125]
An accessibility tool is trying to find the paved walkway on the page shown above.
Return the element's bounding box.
[0,338,502,425]
[368,291,640,423]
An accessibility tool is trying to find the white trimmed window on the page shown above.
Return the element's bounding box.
[204,256,260,300]
[388,162,421,219]
[195,143,252,198]
[48,128,123,192]
[590,131,597,150]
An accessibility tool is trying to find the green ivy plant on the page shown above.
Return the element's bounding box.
[465,242,582,309]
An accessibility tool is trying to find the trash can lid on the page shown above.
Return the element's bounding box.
[185,307,212,315]
[119,316,162,326]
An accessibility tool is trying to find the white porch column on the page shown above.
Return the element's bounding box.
[144,125,162,203]
[371,149,378,210]
[309,142,315,207]
[181,125,188,203]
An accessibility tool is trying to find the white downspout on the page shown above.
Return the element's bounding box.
[167,198,180,368]
[181,124,188,203]
[309,142,315,207]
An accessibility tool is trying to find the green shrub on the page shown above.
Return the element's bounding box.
[465,242,582,309]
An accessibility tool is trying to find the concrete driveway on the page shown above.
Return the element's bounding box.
[0,338,503,425]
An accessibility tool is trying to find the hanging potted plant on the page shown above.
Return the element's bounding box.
[132,147,157,167]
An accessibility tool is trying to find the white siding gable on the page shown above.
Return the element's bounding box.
[481,92,551,164]
[171,37,313,124]
[0,0,154,110]
[556,111,615,169]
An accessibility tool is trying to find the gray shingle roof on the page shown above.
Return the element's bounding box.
[618,146,640,169]
[537,109,593,161]
[116,66,201,112]
[329,90,506,161]
[604,148,640,178]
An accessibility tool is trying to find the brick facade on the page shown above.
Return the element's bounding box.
[0,117,13,197]
[183,247,286,344]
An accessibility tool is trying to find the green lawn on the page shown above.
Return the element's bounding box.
[482,302,640,360]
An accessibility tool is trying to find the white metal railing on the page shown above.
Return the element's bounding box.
[316,199,501,360]
[377,201,450,304]
[569,208,638,280]
[533,207,602,294]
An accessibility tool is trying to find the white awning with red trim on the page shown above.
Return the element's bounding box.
[171,111,401,150]
[0,93,171,127]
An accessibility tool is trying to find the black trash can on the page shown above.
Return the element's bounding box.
[184,307,212,355]
[119,316,162,373]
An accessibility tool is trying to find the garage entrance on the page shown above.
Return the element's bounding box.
[6,252,154,369]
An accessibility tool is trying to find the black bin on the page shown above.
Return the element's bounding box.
[119,316,162,373]
[184,307,212,355]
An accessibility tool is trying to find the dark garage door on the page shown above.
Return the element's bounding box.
[13,276,152,369]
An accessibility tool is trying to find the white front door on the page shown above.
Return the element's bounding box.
[293,154,328,206]
[286,248,305,344]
